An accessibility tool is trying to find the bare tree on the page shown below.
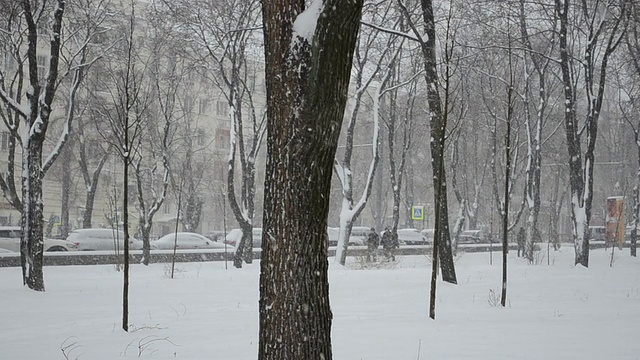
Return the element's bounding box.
[517,0,558,263]
[474,44,526,246]
[397,0,457,285]
[501,34,516,308]
[161,0,266,267]
[259,0,363,358]
[93,0,152,331]
[333,6,401,265]
[385,61,421,245]
[555,0,627,267]
[0,0,105,291]
[620,1,640,257]
[76,101,110,229]
[128,7,192,266]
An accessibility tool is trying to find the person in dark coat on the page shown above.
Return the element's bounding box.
[366,227,380,262]
[381,227,399,261]
[517,227,526,257]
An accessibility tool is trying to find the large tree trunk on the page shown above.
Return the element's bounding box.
[420,0,457,284]
[259,1,363,359]
[233,220,253,268]
[21,139,45,291]
[19,0,67,292]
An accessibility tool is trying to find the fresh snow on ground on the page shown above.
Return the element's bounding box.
[1,248,639,359]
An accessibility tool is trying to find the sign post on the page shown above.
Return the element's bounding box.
[411,205,425,228]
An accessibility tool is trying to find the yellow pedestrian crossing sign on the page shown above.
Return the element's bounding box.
[411,206,424,220]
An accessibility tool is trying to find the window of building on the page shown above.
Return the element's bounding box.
[184,96,194,114]
[101,173,112,187]
[3,51,15,72]
[127,184,138,199]
[163,201,171,215]
[216,100,227,116]
[85,141,102,160]
[37,55,47,80]
[90,27,109,45]
[214,160,227,182]
[196,128,206,147]
[198,98,209,115]
[216,128,230,149]
[37,20,49,37]
[1,131,10,151]
[248,75,256,91]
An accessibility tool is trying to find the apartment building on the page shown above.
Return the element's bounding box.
[0,1,268,240]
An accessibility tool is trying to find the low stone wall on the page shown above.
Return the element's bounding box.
[0,244,526,267]
[2,241,628,268]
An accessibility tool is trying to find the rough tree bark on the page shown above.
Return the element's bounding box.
[259,0,363,358]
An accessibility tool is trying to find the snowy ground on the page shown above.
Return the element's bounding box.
[1,247,639,359]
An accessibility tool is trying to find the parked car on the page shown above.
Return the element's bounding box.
[327,227,367,247]
[154,232,233,250]
[396,228,429,245]
[204,231,226,242]
[0,226,78,252]
[458,229,488,244]
[224,228,263,248]
[589,226,606,241]
[378,228,427,246]
[65,228,144,251]
[420,229,436,244]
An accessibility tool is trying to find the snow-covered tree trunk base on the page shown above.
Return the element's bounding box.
[335,214,354,266]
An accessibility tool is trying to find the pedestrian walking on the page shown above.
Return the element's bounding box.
[366,227,380,262]
[381,227,399,261]
[517,227,525,258]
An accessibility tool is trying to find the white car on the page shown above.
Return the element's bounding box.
[153,232,235,250]
[0,226,78,252]
[224,228,262,248]
[396,228,429,245]
[65,228,143,251]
